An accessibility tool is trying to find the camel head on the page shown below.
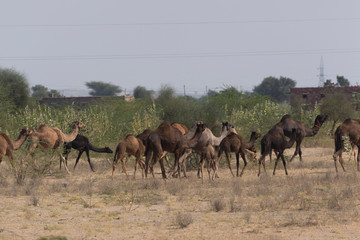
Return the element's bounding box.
[250,131,261,140]
[74,121,85,129]
[314,115,328,127]
[20,128,34,137]
[104,147,113,153]
[195,122,206,134]
[222,122,236,133]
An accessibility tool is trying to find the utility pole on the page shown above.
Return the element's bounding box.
[183,85,186,96]
[318,56,325,87]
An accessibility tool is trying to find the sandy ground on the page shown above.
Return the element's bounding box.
[1,147,360,240]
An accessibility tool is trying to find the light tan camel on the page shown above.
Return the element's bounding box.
[0,128,33,169]
[112,134,146,179]
[179,121,237,178]
[145,121,205,179]
[217,131,261,177]
[333,118,360,172]
[25,121,84,173]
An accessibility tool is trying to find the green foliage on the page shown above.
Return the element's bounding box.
[253,76,296,102]
[0,67,30,108]
[85,81,122,96]
[131,104,161,135]
[320,92,355,124]
[133,85,154,99]
[32,84,64,98]
[227,100,289,136]
[336,75,350,87]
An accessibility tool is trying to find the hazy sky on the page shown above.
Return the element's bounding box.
[1,0,359,96]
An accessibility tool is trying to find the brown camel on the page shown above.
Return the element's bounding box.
[274,114,328,162]
[145,121,205,179]
[25,121,84,173]
[333,118,360,172]
[0,128,33,168]
[112,134,146,179]
[258,127,299,176]
[217,131,261,177]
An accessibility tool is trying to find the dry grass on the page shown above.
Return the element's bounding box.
[0,147,360,239]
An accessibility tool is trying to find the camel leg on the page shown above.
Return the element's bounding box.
[258,155,266,176]
[225,151,235,177]
[239,151,247,177]
[236,153,240,177]
[159,158,167,179]
[357,147,360,171]
[273,154,280,175]
[120,156,129,179]
[280,154,288,175]
[59,153,71,174]
[84,149,95,172]
[134,153,143,179]
[144,149,152,178]
[73,151,84,170]
[289,140,300,162]
[200,154,205,183]
[338,153,346,172]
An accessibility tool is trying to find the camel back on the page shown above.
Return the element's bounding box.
[0,133,14,151]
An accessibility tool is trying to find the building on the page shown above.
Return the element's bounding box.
[290,86,360,108]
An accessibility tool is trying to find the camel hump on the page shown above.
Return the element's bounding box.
[0,133,14,150]
[125,134,135,139]
[280,114,292,122]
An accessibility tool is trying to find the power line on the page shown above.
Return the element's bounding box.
[0,17,359,28]
[0,48,359,61]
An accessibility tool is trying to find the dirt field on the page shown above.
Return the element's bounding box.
[1,147,360,240]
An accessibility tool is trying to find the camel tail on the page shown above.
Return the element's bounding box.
[260,135,271,156]
[218,142,224,158]
[334,126,344,153]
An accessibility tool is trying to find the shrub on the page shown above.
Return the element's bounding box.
[175,212,193,228]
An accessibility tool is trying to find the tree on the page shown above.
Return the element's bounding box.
[85,81,122,96]
[253,76,296,102]
[336,75,350,87]
[32,84,49,97]
[133,86,154,99]
[49,89,64,98]
[32,84,64,98]
[0,67,30,108]
[320,91,355,135]
[323,79,333,87]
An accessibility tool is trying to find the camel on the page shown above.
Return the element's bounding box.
[217,131,261,177]
[112,134,146,179]
[0,128,33,168]
[179,121,237,178]
[333,118,360,172]
[63,134,113,172]
[25,121,84,173]
[258,127,299,176]
[145,121,205,179]
[274,114,328,162]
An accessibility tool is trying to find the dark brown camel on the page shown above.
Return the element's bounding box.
[258,127,299,176]
[274,114,328,162]
[0,128,33,169]
[333,118,360,172]
[145,121,205,179]
[25,121,84,173]
[217,131,261,177]
[63,134,113,172]
[112,134,146,179]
